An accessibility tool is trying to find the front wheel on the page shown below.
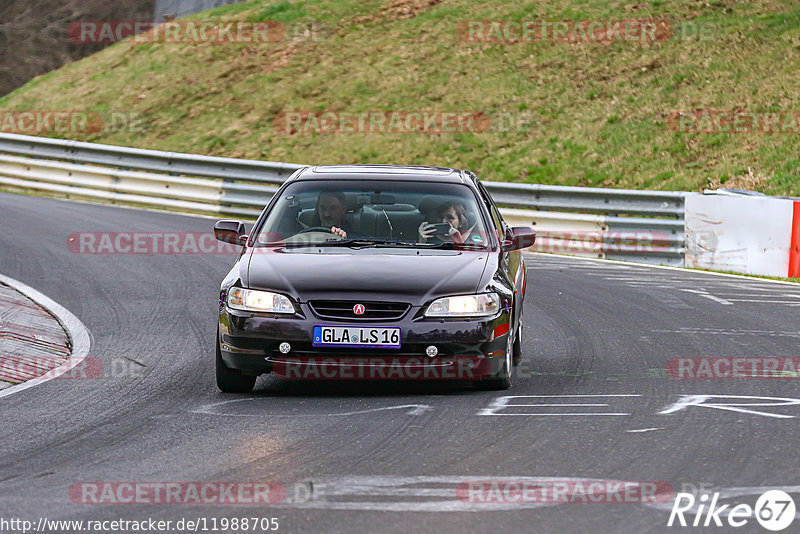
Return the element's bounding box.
[216,339,256,393]
[475,331,513,390]
[512,320,523,366]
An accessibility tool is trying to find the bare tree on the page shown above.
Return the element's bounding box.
[0,0,155,96]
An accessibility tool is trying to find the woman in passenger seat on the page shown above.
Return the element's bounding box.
[418,200,477,245]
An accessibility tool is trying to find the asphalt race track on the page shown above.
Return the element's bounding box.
[2,192,800,533]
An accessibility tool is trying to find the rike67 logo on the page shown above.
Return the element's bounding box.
[668,490,796,531]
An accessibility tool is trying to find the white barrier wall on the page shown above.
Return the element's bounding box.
[685,193,794,277]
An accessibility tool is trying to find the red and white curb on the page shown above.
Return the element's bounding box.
[0,273,91,399]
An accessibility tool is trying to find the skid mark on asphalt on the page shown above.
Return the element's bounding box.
[651,327,800,338]
[138,471,800,519]
[276,475,670,512]
[191,398,432,417]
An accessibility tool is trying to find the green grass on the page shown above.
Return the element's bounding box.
[2,0,800,193]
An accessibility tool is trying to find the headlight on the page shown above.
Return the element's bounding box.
[425,293,501,318]
[226,287,295,314]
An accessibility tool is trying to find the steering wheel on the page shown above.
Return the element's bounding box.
[297,226,335,234]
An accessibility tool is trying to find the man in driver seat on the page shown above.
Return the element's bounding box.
[313,191,351,239]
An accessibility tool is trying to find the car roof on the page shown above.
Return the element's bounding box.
[291,164,472,184]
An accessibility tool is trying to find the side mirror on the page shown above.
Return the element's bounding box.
[502,226,536,251]
[214,220,247,245]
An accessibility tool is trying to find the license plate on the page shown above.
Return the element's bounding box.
[313,325,401,348]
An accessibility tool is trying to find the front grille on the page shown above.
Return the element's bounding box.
[309,300,410,321]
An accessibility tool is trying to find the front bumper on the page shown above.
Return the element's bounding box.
[218,304,512,380]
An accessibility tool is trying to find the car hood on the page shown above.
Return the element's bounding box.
[245,247,491,305]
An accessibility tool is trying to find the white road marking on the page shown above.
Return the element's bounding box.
[192,398,432,417]
[708,288,800,295]
[626,428,664,433]
[517,403,611,407]
[698,294,735,305]
[730,299,800,306]
[496,394,641,397]
[479,395,640,416]
[599,277,655,281]
[698,280,800,290]
[0,274,92,400]
[486,413,631,416]
[659,395,800,419]
[677,289,733,305]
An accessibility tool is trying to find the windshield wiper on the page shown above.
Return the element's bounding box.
[419,241,486,250]
[279,239,485,250]
[331,238,487,250]
[276,239,411,249]
[319,238,419,248]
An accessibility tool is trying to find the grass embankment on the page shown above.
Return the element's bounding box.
[2,0,800,194]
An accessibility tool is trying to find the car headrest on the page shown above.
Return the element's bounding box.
[343,192,360,211]
[417,195,442,216]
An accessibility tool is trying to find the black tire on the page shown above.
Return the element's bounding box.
[216,339,256,393]
[512,320,523,366]
[475,333,513,390]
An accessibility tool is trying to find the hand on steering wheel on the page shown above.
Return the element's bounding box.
[297,226,347,239]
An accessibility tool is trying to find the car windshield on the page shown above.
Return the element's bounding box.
[253,180,494,250]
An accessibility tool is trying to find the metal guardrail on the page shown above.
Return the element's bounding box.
[155,0,247,21]
[486,182,685,218]
[0,133,686,266]
[0,133,300,182]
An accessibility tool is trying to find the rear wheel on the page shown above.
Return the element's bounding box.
[475,331,513,390]
[216,338,256,393]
